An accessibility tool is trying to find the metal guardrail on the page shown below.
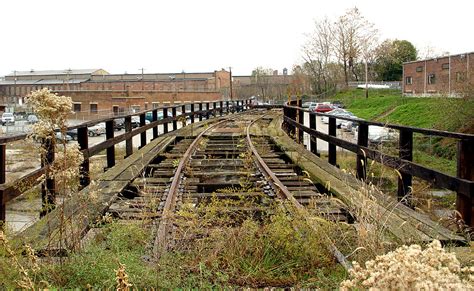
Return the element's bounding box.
[0,99,251,227]
[278,100,473,227]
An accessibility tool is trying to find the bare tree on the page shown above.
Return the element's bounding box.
[332,7,374,87]
[302,17,334,94]
[359,19,379,98]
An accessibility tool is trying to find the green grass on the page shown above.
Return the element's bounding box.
[332,88,474,132]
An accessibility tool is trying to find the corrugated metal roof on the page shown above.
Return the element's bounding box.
[6,69,104,77]
[35,79,89,84]
[0,80,38,85]
[0,79,89,85]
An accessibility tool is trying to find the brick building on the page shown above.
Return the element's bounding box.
[0,68,232,114]
[402,52,474,96]
[233,68,293,101]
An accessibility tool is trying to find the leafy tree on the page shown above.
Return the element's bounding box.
[374,39,417,81]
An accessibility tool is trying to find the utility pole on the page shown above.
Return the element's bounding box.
[229,67,233,100]
[13,70,17,100]
[182,70,186,91]
[139,68,145,91]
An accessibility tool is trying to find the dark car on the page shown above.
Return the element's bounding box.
[66,128,78,140]
[114,118,125,131]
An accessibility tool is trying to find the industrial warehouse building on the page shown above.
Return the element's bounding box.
[0,69,232,115]
[402,52,474,96]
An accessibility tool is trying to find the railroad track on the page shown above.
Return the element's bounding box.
[107,112,350,263]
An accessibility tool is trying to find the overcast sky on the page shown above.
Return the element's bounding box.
[0,0,472,77]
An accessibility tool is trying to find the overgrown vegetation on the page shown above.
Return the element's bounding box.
[332,88,474,133]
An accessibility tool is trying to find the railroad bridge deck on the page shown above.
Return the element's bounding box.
[1,102,472,262]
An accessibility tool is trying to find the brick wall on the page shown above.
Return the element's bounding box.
[403,52,474,96]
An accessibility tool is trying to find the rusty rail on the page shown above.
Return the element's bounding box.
[0,99,250,228]
[246,114,352,270]
[153,118,229,256]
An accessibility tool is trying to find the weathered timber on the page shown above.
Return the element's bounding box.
[270,113,465,244]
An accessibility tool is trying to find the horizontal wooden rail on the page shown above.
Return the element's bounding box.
[285,117,473,197]
[282,101,474,227]
[0,99,249,228]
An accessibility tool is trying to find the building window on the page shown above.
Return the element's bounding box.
[428,74,436,85]
[405,76,413,85]
[152,102,159,109]
[456,72,466,82]
[131,105,140,113]
[442,63,449,70]
[113,105,119,116]
[416,66,423,72]
[73,103,81,112]
[90,103,98,114]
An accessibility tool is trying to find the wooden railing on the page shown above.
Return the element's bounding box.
[0,99,251,226]
[278,100,474,226]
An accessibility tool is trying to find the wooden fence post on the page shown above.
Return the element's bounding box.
[398,129,413,205]
[297,100,303,144]
[180,104,186,127]
[105,120,115,169]
[190,103,195,123]
[199,103,203,121]
[140,113,146,148]
[309,114,318,156]
[206,102,210,119]
[0,144,6,226]
[125,116,133,157]
[356,123,369,180]
[172,107,177,131]
[226,101,230,114]
[163,108,168,134]
[457,139,474,227]
[152,109,159,138]
[78,127,90,188]
[220,101,224,116]
[40,138,55,217]
[328,117,337,166]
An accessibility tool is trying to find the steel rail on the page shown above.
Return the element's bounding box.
[153,118,230,257]
[245,114,352,270]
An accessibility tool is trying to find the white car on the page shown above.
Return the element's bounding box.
[88,123,106,136]
[354,125,398,145]
[1,112,15,125]
[320,109,349,124]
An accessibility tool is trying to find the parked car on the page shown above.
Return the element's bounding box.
[302,101,318,108]
[313,104,333,113]
[55,132,73,143]
[27,114,39,124]
[354,125,398,145]
[131,116,150,128]
[114,118,125,131]
[145,111,174,122]
[331,100,345,109]
[88,123,106,136]
[340,116,360,132]
[320,109,349,124]
[1,112,15,125]
[66,129,78,140]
